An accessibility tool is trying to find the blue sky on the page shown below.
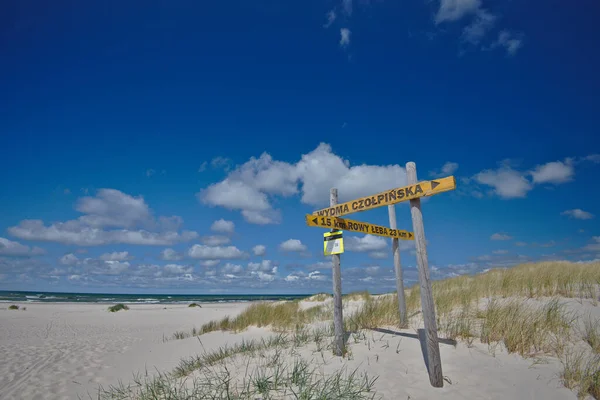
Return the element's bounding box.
[1,0,599,294]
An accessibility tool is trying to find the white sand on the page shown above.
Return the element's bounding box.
[0,302,253,399]
[1,299,590,399]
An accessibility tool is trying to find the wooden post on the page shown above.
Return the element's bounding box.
[388,204,408,328]
[406,162,443,388]
[330,188,345,356]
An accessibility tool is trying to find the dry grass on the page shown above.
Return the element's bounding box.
[304,293,331,302]
[582,314,600,353]
[195,302,329,337]
[343,291,371,302]
[561,349,600,399]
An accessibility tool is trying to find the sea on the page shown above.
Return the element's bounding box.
[0,291,311,305]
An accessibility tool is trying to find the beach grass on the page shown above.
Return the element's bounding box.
[188,303,201,308]
[582,314,600,353]
[8,304,19,310]
[108,304,130,312]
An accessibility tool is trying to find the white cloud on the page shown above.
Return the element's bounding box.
[279,239,307,252]
[340,28,351,48]
[346,235,387,252]
[8,189,198,246]
[285,274,300,282]
[430,162,459,177]
[248,260,276,273]
[9,220,198,246]
[197,143,408,223]
[561,209,594,220]
[0,237,45,257]
[163,264,193,276]
[210,219,235,234]
[493,30,523,56]
[222,263,243,275]
[324,10,336,28]
[201,235,231,246]
[368,251,389,259]
[200,260,220,267]
[99,251,131,261]
[242,209,281,225]
[160,248,184,261]
[435,0,481,24]
[475,166,532,198]
[515,241,527,247]
[462,9,496,44]
[492,249,509,255]
[188,244,247,259]
[491,233,512,241]
[530,160,574,184]
[211,156,233,171]
[59,253,79,266]
[252,245,266,256]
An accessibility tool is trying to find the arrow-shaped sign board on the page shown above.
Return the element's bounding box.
[312,175,456,218]
[306,214,414,240]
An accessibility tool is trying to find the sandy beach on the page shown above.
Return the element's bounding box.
[1,293,594,399]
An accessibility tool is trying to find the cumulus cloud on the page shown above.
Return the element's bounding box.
[200,260,220,267]
[188,244,247,259]
[252,245,266,256]
[0,237,45,257]
[345,235,387,252]
[59,253,79,266]
[561,209,594,220]
[210,219,235,234]
[8,189,198,246]
[99,251,131,261]
[279,239,307,252]
[222,263,243,275]
[201,235,231,246]
[340,28,351,48]
[197,143,408,224]
[530,160,574,184]
[474,166,533,199]
[491,233,512,241]
[160,248,184,261]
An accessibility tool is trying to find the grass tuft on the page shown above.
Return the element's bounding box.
[188,303,201,308]
[108,304,130,312]
[582,314,600,353]
[8,304,19,310]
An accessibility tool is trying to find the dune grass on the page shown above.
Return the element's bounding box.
[582,314,600,353]
[304,293,331,302]
[343,290,371,301]
[8,304,19,310]
[196,302,329,336]
[108,304,130,312]
[561,349,600,399]
[188,303,201,308]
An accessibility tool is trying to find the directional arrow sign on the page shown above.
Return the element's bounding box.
[312,175,456,218]
[306,214,414,240]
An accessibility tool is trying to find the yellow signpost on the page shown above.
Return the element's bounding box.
[312,176,456,218]
[306,214,414,240]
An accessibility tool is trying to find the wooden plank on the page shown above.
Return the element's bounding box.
[312,175,456,218]
[330,188,345,357]
[305,214,414,240]
[388,204,408,328]
[406,162,443,388]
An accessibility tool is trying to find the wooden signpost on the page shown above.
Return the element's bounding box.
[304,165,456,387]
